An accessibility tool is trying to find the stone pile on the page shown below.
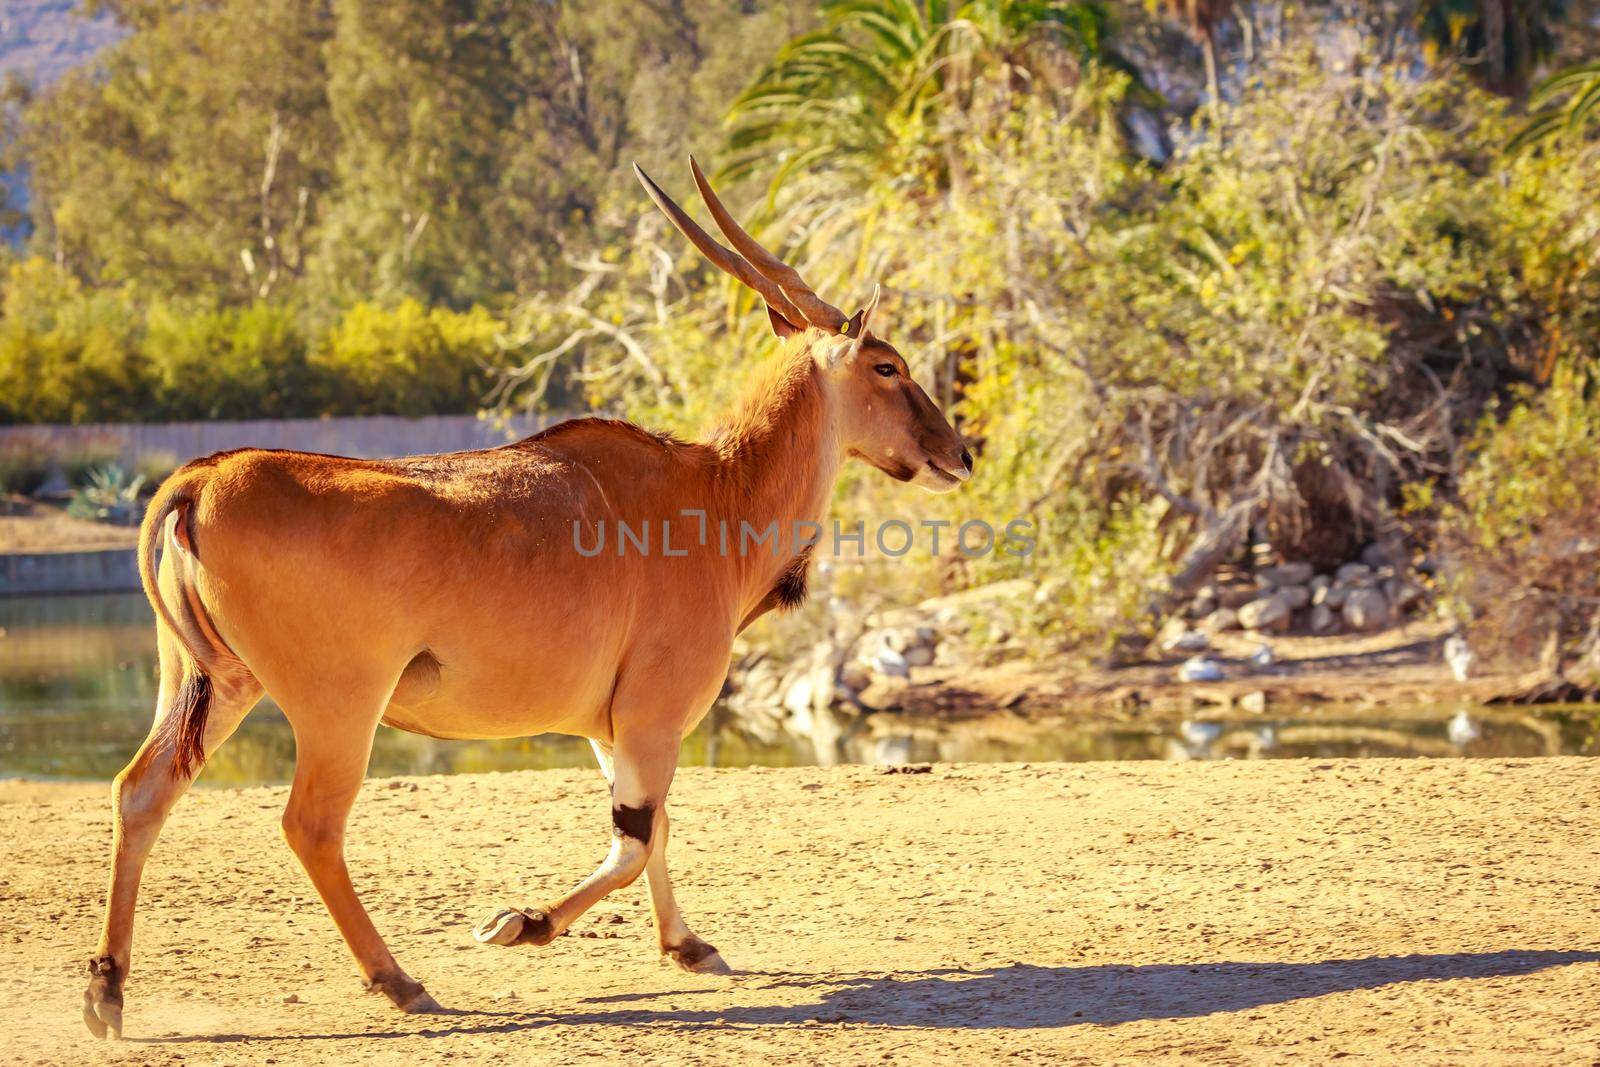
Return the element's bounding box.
[1174,545,1426,641]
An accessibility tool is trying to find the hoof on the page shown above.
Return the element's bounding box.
[83,955,124,1039]
[367,973,443,1014]
[663,936,731,975]
[473,906,557,948]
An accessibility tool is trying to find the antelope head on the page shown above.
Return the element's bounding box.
[634,158,974,493]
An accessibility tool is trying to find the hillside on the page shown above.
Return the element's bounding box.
[0,0,120,88]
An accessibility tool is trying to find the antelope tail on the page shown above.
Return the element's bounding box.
[139,472,226,779]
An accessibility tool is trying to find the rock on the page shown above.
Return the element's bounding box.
[1160,616,1210,652]
[1258,562,1313,587]
[1239,690,1268,714]
[1321,583,1350,610]
[903,645,935,667]
[1199,607,1239,633]
[1178,656,1225,682]
[1309,574,1331,593]
[1342,587,1391,632]
[1309,603,1339,634]
[782,674,818,717]
[1218,583,1261,610]
[1386,578,1423,612]
[1164,629,1212,654]
[1237,593,1292,632]
[281,993,301,1005]
[1360,542,1400,570]
[1276,585,1311,610]
[1336,562,1372,583]
[856,676,910,711]
[1188,586,1219,619]
[838,664,871,693]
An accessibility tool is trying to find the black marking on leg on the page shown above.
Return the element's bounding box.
[85,954,124,1006]
[613,803,655,844]
[513,908,556,946]
[666,936,720,968]
[83,954,124,1036]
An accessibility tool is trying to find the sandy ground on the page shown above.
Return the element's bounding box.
[1,758,1597,1065]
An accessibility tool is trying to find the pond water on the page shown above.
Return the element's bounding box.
[2,593,1596,787]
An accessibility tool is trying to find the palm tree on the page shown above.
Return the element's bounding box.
[1509,61,1600,151]
[724,0,1119,197]
[1416,0,1570,97]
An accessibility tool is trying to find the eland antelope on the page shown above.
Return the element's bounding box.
[82,158,973,1038]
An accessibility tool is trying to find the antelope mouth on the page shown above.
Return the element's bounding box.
[925,460,967,485]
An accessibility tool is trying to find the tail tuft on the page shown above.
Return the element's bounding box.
[158,671,213,779]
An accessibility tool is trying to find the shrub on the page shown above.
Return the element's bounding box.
[143,302,312,419]
[0,258,150,424]
[313,300,507,416]
[1441,364,1600,686]
[0,433,57,496]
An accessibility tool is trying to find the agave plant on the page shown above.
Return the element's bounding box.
[1509,61,1600,152]
[67,464,148,526]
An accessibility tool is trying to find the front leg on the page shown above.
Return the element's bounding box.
[644,805,729,973]
[472,722,683,950]
[519,739,727,973]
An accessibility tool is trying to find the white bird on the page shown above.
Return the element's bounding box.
[872,634,909,679]
[1178,656,1225,682]
[1444,633,1474,682]
[1447,710,1481,746]
[1249,644,1276,668]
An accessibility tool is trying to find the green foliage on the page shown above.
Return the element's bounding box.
[6,1,1600,667]
[143,302,311,420]
[313,300,506,416]
[0,258,147,424]
[727,0,1119,194]
[531,43,1599,657]
[0,257,517,422]
[1511,61,1600,151]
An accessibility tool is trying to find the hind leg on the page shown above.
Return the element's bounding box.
[278,683,439,1014]
[84,629,260,1039]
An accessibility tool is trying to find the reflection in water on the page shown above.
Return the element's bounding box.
[2,593,1597,787]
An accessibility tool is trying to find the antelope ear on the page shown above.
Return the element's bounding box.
[830,284,882,365]
[847,284,882,340]
[766,304,804,339]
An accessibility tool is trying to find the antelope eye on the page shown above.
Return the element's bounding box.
[873,363,897,378]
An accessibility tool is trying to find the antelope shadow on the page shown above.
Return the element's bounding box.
[138,948,1598,1043]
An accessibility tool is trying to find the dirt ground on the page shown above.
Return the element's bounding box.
[0,503,139,552]
[1,757,1597,1065]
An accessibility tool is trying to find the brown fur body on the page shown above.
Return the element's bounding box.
[162,342,836,750]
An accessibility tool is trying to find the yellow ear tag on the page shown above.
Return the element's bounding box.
[839,322,849,335]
